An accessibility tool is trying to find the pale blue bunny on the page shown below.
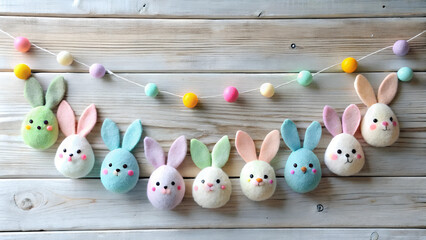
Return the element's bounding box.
[100,119,142,193]
[281,119,322,193]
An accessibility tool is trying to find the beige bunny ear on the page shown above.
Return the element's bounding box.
[354,74,377,107]
[378,73,398,105]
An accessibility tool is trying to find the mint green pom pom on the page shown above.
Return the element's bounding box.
[145,83,159,97]
[397,67,413,82]
[297,70,313,86]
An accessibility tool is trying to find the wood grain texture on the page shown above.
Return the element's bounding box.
[0,17,425,73]
[1,229,425,240]
[0,0,425,18]
[1,72,425,178]
[2,178,426,231]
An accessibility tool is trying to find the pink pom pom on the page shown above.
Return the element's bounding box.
[89,63,106,78]
[14,37,31,52]
[223,86,239,102]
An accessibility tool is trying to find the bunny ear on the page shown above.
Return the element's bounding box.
[258,130,280,163]
[57,100,76,136]
[76,104,97,137]
[303,121,322,151]
[45,76,66,109]
[212,135,231,168]
[235,130,257,163]
[101,118,121,151]
[354,74,377,107]
[378,73,398,105]
[323,105,342,137]
[144,137,166,168]
[190,139,212,169]
[342,104,361,136]
[122,119,143,152]
[24,77,45,108]
[281,119,301,151]
[167,136,187,168]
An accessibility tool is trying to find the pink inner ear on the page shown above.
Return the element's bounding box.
[167,136,187,169]
[235,130,257,163]
[57,100,76,137]
[342,104,361,135]
[258,130,280,163]
[77,104,97,137]
[323,105,342,137]
[144,137,166,168]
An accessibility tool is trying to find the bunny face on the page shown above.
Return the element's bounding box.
[240,160,276,201]
[147,165,185,210]
[355,74,400,147]
[101,149,140,193]
[21,76,66,149]
[144,136,187,210]
[325,133,364,176]
[193,167,232,208]
[361,103,399,147]
[55,135,95,178]
[281,120,322,193]
[100,119,143,193]
[235,130,280,201]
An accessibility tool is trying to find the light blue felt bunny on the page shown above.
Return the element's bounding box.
[281,119,322,193]
[100,119,142,193]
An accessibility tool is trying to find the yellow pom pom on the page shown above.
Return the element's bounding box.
[341,57,357,73]
[182,93,198,108]
[260,83,275,98]
[14,64,31,80]
[57,51,73,66]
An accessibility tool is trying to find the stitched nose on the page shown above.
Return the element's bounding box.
[37,126,41,130]
[345,154,350,158]
[164,186,168,189]
[301,167,307,173]
[69,153,73,157]
[116,169,120,172]
[207,183,213,187]
[382,121,389,126]
[256,178,263,183]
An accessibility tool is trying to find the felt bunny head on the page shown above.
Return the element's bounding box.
[100,119,142,193]
[355,74,400,147]
[21,76,66,149]
[281,120,322,193]
[190,136,232,208]
[235,130,280,201]
[144,136,186,210]
[323,105,365,176]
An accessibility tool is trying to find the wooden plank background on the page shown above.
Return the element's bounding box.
[0,1,425,239]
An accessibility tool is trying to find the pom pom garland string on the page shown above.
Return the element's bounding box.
[0,28,424,105]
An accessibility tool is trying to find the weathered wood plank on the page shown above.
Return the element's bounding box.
[1,177,425,231]
[0,72,425,178]
[0,17,424,72]
[0,229,425,240]
[0,0,425,19]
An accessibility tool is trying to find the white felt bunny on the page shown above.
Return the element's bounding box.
[55,100,97,178]
[235,130,280,201]
[355,73,400,147]
[190,136,232,208]
[323,104,364,176]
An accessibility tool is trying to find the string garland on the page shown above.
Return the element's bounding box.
[1,27,425,108]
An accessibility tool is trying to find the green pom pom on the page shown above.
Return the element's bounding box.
[397,67,413,82]
[297,70,313,86]
[21,106,59,149]
[145,83,159,97]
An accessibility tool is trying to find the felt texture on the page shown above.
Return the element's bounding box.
[100,119,142,193]
[55,135,95,178]
[144,136,187,210]
[190,136,232,208]
[21,106,59,150]
[323,106,342,137]
[281,120,322,193]
[44,76,66,110]
[76,104,97,137]
[323,105,364,176]
[24,77,44,108]
[355,74,400,147]
[235,130,279,201]
[57,101,76,137]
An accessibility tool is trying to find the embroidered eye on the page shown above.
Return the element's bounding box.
[216,179,220,184]
[293,163,297,168]
[171,181,175,185]
[63,148,67,153]
[123,164,127,168]
[352,149,356,154]
[337,149,342,154]
[156,182,160,186]
[373,118,378,123]
[264,175,268,179]
[44,120,49,125]
[108,163,112,167]
[201,179,205,184]
[390,117,393,122]
[76,149,81,154]
[249,174,254,178]
[29,119,33,124]
[309,163,313,168]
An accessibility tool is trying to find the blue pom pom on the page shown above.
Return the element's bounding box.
[297,70,313,86]
[397,67,413,82]
[145,83,159,97]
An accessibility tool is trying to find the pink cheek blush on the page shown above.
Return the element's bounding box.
[81,154,87,160]
[194,185,198,191]
[331,154,338,160]
[102,169,108,175]
[46,125,53,131]
[127,170,134,176]
[68,156,72,162]
[393,121,397,127]
[177,185,181,190]
[290,170,295,175]
[312,169,317,174]
[221,185,226,190]
[152,187,156,192]
[370,124,377,130]
[269,180,274,184]
[357,154,362,159]
[59,153,63,158]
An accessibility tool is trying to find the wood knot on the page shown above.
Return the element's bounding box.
[316,204,324,212]
[14,192,42,211]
